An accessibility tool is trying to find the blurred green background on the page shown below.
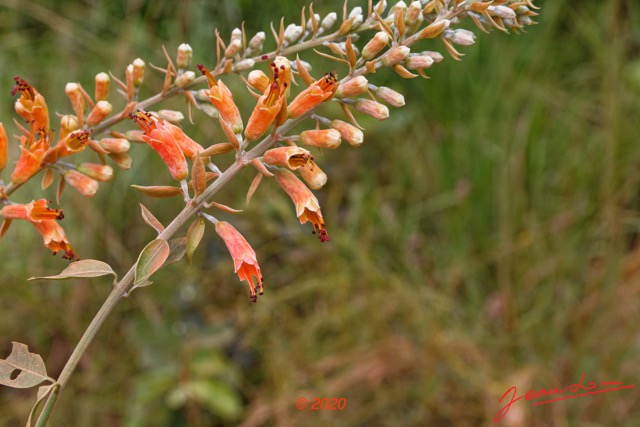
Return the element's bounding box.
[1,0,640,426]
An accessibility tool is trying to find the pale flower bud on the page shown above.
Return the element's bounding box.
[448,29,476,46]
[405,54,434,69]
[284,24,303,44]
[126,130,147,143]
[248,31,266,50]
[373,0,388,15]
[321,12,337,31]
[348,7,364,29]
[199,104,219,119]
[157,109,184,124]
[388,0,407,19]
[376,86,405,107]
[362,31,390,61]
[422,51,444,63]
[94,72,110,101]
[519,16,534,26]
[306,14,320,30]
[99,137,130,154]
[382,46,410,67]
[85,100,112,127]
[354,99,389,120]
[406,1,423,26]
[225,38,242,58]
[176,43,193,69]
[335,76,369,98]
[331,119,364,147]
[234,59,255,71]
[132,58,145,87]
[78,163,114,182]
[174,70,195,88]
[489,5,516,19]
[299,129,342,149]
[515,5,531,15]
[59,115,79,141]
[248,70,270,92]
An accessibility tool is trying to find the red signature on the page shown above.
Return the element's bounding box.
[494,373,635,423]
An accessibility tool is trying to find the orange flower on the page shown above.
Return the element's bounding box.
[12,76,49,133]
[245,57,292,141]
[197,65,243,134]
[263,146,312,170]
[130,111,189,180]
[63,170,99,197]
[215,221,264,302]
[0,199,76,260]
[274,169,329,242]
[287,72,339,119]
[11,133,49,184]
[0,123,7,172]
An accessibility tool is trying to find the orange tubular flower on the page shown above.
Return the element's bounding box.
[275,169,329,242]
[215,221,264,302]
[263,146,312,170]
[12,76,49,133]
[244,57,292,141]
[197,65,243,134]
[0,199,76,260]
[130,111,189,180]
[0,123,7,172]
[11,133,49,184]
[287,72,339,119]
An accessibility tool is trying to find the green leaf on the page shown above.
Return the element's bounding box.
[186,218,206,265]
[134,239,170,285]
[28,260,117,282]
[167,380,242,420]
[164,237,187,266]
[0,342,50,388]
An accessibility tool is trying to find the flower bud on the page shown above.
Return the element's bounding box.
[321,12,337,31]
[64,170,98,197]
[86,100,113,127]
[199,104,219,119]
[348,7,364,29]
[516,5,531,15]
[335,76,369,98]
[99,137,130,154]
[362,31,390,61]
[248,70,270,92]
[298,161,327,190]
[94,72,110,101]
[0,123,7,172]
[306,13,320,30]
[225,38,242,58]
[234,59,255,72]
[374,0,387,15]
[65,82,85,118]
[406,1,423,27]
[176,43,193,69]
[126,130,147,143]
[447,29,476,46]
[263,146,313,170]
[284,24,303,44]
[519,16,534,26]
[247,31,266,52]
[157,109,184,124]
[405,54,435,69]
[354,99,389,120]
[109,153,133,170]
[78,163,114,182]
[375,86,405,107]
[174,70,195,88]
[388,1,407,19]
[422,51,444,63]
[330,119,364,147]
[489,5,516,19]
[382,46,410,67]
[132,58,145,87]
[299,129,341,149]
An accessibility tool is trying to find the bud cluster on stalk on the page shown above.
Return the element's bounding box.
[0,0,539,298]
